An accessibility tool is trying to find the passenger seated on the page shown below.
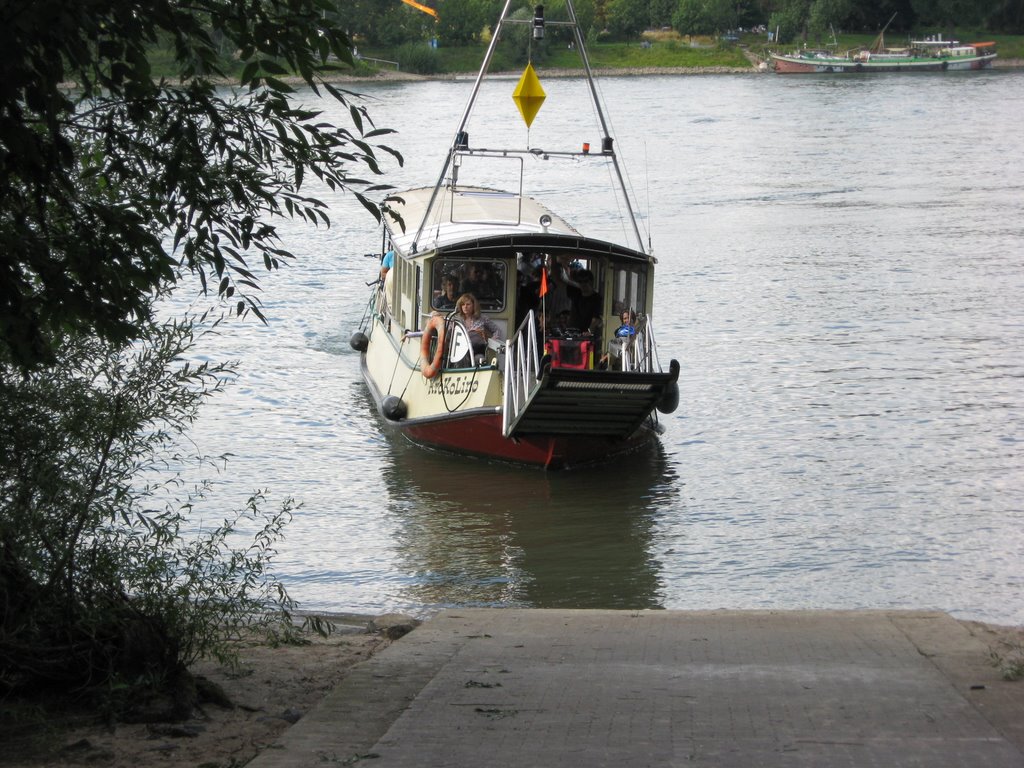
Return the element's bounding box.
[566,269,602,336]
[460,264,493,300]
[548,309,573,339]
[432,275,459,310]
[600,310,639,370]
[614,309,637,338]
[456,293,502,355]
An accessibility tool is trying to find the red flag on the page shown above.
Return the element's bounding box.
[539,269,548,297]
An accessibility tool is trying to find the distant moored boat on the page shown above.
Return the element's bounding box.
[771,37,997,74]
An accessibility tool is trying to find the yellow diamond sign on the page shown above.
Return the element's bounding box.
[512,62,546,128]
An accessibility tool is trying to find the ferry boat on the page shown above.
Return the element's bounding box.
[350,0,680,470]
[771,33,997,74]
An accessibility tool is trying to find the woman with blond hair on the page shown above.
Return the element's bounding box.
[456,293,502,355]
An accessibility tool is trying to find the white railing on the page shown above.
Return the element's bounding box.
[355,53,400,70]
[620,314,662,373]
[502,311,543,437]
[502,311,668,436]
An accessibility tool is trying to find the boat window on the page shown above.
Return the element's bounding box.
[430,259,506,312]
[555,254,592,283]
[611,264,647,316]
[415,264,423,324]
[401,251,417,330]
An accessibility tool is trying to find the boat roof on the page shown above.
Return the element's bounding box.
[385,185,652,265]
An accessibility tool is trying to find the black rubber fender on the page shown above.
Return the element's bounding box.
[657,359,680,414]
[349,331,369,352]
[382,395,407,421]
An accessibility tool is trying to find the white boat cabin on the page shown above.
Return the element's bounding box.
[379,186,657,374]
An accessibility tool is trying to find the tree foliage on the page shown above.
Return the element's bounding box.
[568,0,1023,39]
[573,0,602,37]
[607,0,653,37]
[808,0,856,39]
[337,0,437,47]
[673,0,740,35]
[332,0,1024,50]
[911,0,987,27]
[0,0,401,714]
[0,0,402,371]
[649,0,679,27]
[438,0,492,44]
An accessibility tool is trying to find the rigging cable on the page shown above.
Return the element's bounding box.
[588,75,651,253]
[644,139,652,254]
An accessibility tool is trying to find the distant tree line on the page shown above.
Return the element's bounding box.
[336,0,1023,48]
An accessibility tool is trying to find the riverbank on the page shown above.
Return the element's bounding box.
[57,57,1024,92]
[314,56,1023,83]
[3,613,1020,768]
[55,64,759,91]
[350,64,760,81]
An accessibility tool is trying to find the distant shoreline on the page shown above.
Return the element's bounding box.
[339,65,761,82]
[56,58,1023,91]
[323,57,1023,83]
[57,66,759,91]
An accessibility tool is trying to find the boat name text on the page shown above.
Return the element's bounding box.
[427,376,481,397]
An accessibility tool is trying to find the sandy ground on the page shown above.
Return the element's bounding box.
[2,617,392,768]
[3,617,1021,768]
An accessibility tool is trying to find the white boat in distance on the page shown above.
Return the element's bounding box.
[350,0,680,470]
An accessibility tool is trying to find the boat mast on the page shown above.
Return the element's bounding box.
[871,12,898,53]
[410,0,646,255]
[564,0,645,252]
[410,0,514,253]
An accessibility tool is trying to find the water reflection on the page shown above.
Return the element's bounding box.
[379,433,679,611]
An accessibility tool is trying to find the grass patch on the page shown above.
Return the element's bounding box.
[991,640,1024,681]
[547,41,750,69]
[363,39,751,74]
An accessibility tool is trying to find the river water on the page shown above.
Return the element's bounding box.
[181,71,1023,625]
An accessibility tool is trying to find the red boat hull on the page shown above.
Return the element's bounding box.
[397,410,658,470]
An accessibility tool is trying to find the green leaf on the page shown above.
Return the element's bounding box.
[264,76,295,94]
[259,59,289,75]
[355,192,383,222]
[241,60,259,86]
[0,0,395,372]
[348,104,364,134]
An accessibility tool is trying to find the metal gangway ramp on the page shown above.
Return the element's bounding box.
[502,312,679,439]
[506,366,679,438]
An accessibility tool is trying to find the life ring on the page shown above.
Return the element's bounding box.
[420,315,446,379]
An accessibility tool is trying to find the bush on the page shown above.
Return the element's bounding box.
[0,312,304,718]
[396,42,443,74]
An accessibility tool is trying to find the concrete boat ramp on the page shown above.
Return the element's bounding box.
[250,609,1024,767]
